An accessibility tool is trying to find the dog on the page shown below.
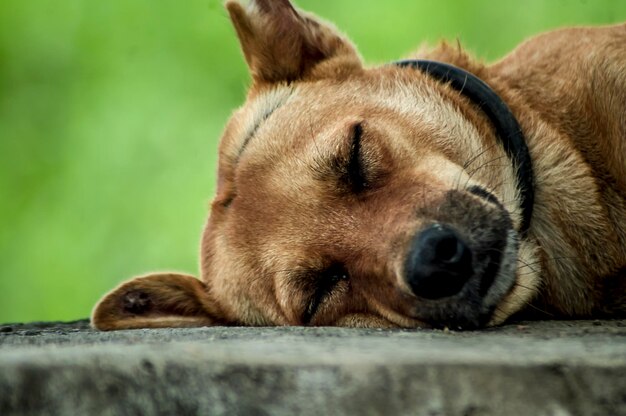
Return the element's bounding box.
[91,0,626,330]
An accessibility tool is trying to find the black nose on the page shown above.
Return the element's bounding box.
[405,224,473,299]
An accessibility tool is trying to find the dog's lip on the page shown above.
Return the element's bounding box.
[479,228,519,314]
[460,228,521,329]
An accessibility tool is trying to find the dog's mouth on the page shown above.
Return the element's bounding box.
[400,187,518,330]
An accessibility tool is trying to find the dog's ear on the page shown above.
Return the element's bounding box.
[91,273,225,330]
[225,0,362,83]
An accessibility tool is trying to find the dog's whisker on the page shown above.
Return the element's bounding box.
[509,288,556,318]
[460,155,509,194]
[493,282,555,320]
[466,156,508,179]
[511,281,536,291]
[462,143,500,170]
[466,154,507,175]
[454,144,499,192]
[517,258,541,275]
[517,256,579,270]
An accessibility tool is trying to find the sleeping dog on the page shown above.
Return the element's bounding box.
[92,0,626,330]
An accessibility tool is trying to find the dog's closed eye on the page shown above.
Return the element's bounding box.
[345,122,368,192]
[314,121,390,194]
[328,121,373,194]
[301,263,350,325]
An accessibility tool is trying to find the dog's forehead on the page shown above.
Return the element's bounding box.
[221,70,486,205]
[232,69,482,161]
[239,80,365,151]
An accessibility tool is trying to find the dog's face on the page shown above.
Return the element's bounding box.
[199,0,537,330]
[92,0,540,331]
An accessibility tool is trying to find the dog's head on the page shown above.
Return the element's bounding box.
[93,0,540,331]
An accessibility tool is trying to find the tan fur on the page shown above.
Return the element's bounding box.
[92,0,626,331]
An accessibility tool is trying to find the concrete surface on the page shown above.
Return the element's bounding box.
[1,319,625,416]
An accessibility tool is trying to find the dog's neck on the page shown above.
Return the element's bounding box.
[395,60,534,236]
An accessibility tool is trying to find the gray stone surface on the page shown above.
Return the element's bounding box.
[1,319,625,416]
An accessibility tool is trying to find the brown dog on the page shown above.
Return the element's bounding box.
[92,0,626,330]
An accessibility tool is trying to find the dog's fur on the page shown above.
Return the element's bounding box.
[92,0,626,330]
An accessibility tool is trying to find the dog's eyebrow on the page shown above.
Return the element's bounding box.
[236,105,279,160]
[236,87,294,161]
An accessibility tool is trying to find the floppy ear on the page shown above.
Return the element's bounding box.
[226,0,362,83]
[91,273,225,330]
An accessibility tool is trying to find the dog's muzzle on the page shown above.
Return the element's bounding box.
[402,192,519,329]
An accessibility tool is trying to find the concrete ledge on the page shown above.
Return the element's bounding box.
[1,320,625,415]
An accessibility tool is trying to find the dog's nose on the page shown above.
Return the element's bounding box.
[405,224,473,299]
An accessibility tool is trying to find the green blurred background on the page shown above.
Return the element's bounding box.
[1,1,625,323]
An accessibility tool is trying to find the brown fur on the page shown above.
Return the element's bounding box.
[92,0,626,331]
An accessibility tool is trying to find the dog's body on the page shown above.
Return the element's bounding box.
[92,0,626,330]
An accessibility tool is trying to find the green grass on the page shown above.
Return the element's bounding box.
[1,0,625,323]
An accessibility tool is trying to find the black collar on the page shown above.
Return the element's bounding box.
[395,59,534,236]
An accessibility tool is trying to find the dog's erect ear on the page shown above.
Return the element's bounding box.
[225,0,362,83]
[91,273,225,330]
